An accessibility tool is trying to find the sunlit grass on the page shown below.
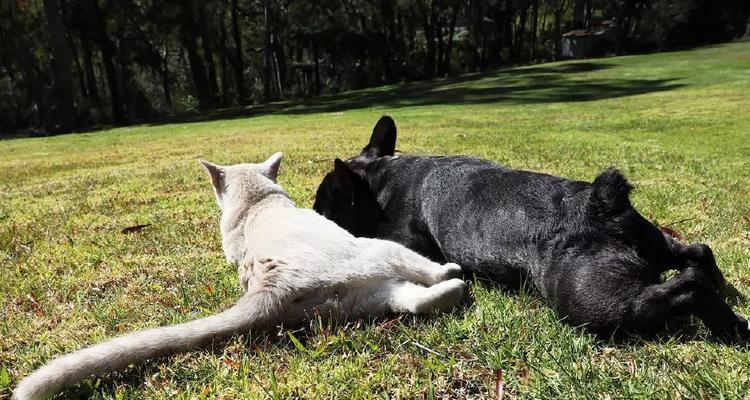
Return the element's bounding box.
[1,41,749,399]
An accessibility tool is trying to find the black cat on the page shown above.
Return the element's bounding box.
[313,116,749,340]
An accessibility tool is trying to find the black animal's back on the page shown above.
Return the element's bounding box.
[364,156,597,283]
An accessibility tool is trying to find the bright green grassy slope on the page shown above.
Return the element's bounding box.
[1,41,749,399]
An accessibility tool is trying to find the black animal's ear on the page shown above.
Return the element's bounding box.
[333,158,358,182]
[333,158,350,174]
[361,115,396,158]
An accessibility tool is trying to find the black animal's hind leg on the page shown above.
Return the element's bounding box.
[664,235,725,290]
[629,266,749,341]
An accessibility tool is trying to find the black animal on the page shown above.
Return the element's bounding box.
[313,116,749,340]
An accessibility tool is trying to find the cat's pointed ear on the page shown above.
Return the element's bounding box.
[261,152,283,182]
[360,115,396,158]
[200,160,225,191]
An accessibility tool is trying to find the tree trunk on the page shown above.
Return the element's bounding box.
[100,41,123,123]
[583,0,592,29]
[273,51,283,96]
[160,45,173,107]
[230,0,248,104]
[263,0,273,100]
[183,37,213,109]
[8,0,48,129]
[42,0,77,132]
[272,35,287,94]
[435,1,445,77]
[504,0,515,65]
[312,34,320,96]
[180,1,213,109]
[530,0,539,62]
[379,0,394,83]
[218,1,230,106]
[553,2,563,59]
[418,0,436,78]
[91,0,123,124]
[198,5,220,105]
[472,0,483,70]
[514,1,529,63]
[116,36,134,118]
[391,5,403,79]
[202,40,220,105]
[60,0,87,99]
[436,15,445,77]
[439,1,459,76]
[572,0,583,29]
[615,3,623,55]
[68,35,88,98]
[80,32,101,110]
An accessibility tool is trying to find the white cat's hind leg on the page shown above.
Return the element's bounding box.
[368,241,464,285]
[387,279,467,314]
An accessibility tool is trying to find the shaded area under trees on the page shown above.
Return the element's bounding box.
[1,0,748,135]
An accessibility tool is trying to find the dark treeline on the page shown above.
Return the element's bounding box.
[1,0,749,135]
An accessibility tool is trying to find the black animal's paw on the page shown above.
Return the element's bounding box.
[685,243,726,292]
[734,313,750,341]
[712,313,750,343]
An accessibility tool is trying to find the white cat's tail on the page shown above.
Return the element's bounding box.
[13,290,276,400]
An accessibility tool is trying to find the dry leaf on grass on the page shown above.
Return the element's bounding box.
[121,224,152,234]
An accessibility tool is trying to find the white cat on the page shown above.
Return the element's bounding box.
[13,152,467,400]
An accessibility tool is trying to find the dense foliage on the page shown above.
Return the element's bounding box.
[1,0,748,134]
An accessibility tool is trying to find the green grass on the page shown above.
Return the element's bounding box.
[2,41,750,399]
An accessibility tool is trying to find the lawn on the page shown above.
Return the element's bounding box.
[1,41,750,399]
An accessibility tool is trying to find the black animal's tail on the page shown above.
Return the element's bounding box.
[590,167,633,215]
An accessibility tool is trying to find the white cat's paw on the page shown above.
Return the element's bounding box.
[425,278,467,313]
[436,262,464,282]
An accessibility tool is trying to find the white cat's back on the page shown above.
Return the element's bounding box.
[248,205,357,259]
[245,205,404,284]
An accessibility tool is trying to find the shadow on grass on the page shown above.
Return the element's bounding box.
[4,61,685,138]
[147,61,684,127]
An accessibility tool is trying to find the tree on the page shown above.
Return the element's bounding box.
[230,0,249,103]
[42,0,77,132]
[2,0,747,135]
[179,0,214,109]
